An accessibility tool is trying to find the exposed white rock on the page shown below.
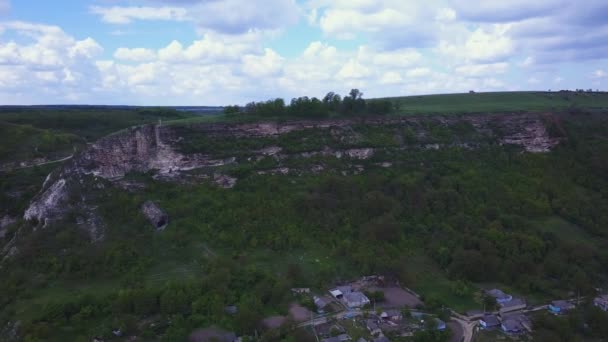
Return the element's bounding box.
[23,178,67,224]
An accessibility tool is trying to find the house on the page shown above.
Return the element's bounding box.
[487,289,513,304]
[500,313,531,335]
[380,309,402,321]
[479,314,500,329]
[366,320,382,336]
[322,334,351,342]
[594,295,608,311]
[314,296,331,313]
[330,289,343,298]
[548,300,575,314]
[343,291,370,308]
[501,318,524,335]
[330,286,352,299]
[499,298,526,314]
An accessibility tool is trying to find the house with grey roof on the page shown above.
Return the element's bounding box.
[499,297,526,314]
[479,314,500,329]
[343,291,370,308]
[366,319,382,336]
[500,313,531,335]
[487,289,513,304]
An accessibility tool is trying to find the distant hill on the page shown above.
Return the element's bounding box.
[384,91,608,115]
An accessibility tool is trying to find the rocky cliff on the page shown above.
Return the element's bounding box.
[20,112,561,242]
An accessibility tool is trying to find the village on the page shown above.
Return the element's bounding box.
[272,277,608,342]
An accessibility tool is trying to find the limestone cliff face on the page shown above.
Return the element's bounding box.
[21,112,562,241]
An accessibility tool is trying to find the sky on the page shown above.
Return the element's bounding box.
[0,0,607,105]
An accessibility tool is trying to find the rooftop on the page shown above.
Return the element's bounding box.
[500,297,526,308]
[481,314,500,326]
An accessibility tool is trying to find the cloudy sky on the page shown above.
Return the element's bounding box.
[0,0,607,105]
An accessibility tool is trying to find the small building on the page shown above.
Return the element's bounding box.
[366,320,382,336]
[314,296,331,313]
[499,297,526,314]
[330,286,351,299]
[500,313,531,335]
[548,300,575,314]
[343,291,370,308]
[479,314,500,329]
[381,309,402,321]
[594,295,608,311]
[330,289,343,299]
[487,289,513,304]
[501,318,524,335]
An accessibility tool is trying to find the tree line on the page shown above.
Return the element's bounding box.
[224,89,394,118]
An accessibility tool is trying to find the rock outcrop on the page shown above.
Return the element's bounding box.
[141,201,169,231]
[21,112,562,242]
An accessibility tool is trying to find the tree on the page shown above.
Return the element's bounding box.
[341,89,366,115]
[223,105,240,115]
[322,92,342,112]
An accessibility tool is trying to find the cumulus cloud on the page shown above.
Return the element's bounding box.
[90,6,188,24]
[114,48,157,62]
[0,21,103,103]
[242,48,284,78]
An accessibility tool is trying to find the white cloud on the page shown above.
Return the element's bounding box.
[336,58,371,80]
[527,77,541,85]
[454,62,509,77]
[406,68,432,78]
[439,24,514,63]
[0,21,103,103]
[242,48,284,77]
[379,71,403,84]
[114,48,157,62]
[91,1,300,35]
[90,6,188,24]
[592,69,607,79]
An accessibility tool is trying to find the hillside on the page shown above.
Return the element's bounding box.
[0,94,608,341]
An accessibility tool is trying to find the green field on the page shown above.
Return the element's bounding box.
[387,91,608,115]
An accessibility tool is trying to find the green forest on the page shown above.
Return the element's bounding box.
[1,96,608,341]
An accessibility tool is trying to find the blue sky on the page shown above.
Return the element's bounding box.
[0,0,606,105]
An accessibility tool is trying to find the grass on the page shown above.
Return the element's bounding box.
[0,121,83,164]
[402,253,478,312]
[387,91,608,115]
[532,216,597,246]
